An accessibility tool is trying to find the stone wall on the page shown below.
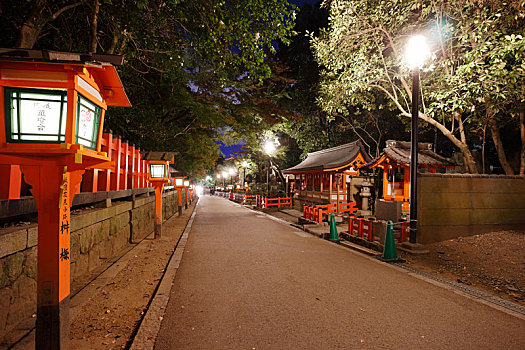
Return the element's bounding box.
[417,174,525,243]
[0,188,186,341]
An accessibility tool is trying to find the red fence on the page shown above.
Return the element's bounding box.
[82,132,150,192]
[214,192,293,209]
[303,202,357,223]
[348,215,375,242]
[0,132,152,199]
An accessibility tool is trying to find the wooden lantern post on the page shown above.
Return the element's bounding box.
[0,49,131,349]
[183,179,190,209]
[143,152,175,239]
[173,177,186,216]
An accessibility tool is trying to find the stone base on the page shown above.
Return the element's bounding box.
[398,241,429,255]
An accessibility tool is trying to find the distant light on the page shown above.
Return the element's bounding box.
[405,35,430,69]
[228,168,235,175]
[196,185,203,196]
[216,174,221,179]
[264,140,276,155]
[242,160,249,168]
[222,171,228,177]
[206,176,212,181]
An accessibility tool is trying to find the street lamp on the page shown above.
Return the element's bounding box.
[228,168,236,190]
[222,171,227,188]
[405,34,430,244]
[183,179,190,208]
[264,140,276,196]
[241,160,249,190]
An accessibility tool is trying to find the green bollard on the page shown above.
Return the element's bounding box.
[381,220,398,260]
[328,213,340,242]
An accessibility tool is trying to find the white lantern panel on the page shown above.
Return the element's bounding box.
[7,89,67,142]
[184,180,190,186]
[150,164,165,179]
[76,95,100,149]
[175,178,184,186]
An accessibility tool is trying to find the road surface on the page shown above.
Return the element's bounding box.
[155,195,525,349]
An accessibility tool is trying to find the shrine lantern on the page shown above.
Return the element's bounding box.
[142,152,175,239]
[0,49,131,350]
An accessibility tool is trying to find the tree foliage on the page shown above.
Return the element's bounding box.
[0,0,296,176]
[310,0,525,174]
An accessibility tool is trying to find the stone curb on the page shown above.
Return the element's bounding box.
[129,199,199,350]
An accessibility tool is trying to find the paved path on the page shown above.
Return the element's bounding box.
[155,196,525,349]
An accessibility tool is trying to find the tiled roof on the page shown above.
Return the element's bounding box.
[368,140,455,167]
[283,141,372,173]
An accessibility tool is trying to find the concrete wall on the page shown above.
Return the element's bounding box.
[417,174,525,243]
[0,188,186,342]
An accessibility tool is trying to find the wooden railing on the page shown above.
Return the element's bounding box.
[214,192,293,210]
[0,131,152,199]
[303,202,357,223]
[348,215,375,242]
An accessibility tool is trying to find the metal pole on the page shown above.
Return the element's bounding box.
[243,167,246,189]
[267,159,270,196]
[409,67,419,244]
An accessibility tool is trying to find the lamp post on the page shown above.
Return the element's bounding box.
[264,140,276,196]
[241,160,249,191]
[0,50,130,349]
[184,179,190,208]
[222,171,227,188]
[228,168,235,190]
[405,35,430,244]
[173,177,185,215]
[144,153,175,239]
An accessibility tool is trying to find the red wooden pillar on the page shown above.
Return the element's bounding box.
[143,159,148,187]
[126,145,134,189]
[110,136,121,191]
[153,183,163,238]
[98,132,112,192]
[132,147,140,188]
[21,164,84,350]
[0,164,21,199]
[177,188,183,216]
[119,141,128,190]
[81,169,98,193]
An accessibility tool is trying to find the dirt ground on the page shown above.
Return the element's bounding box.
[68,202,196,350]
[400,230,525,307]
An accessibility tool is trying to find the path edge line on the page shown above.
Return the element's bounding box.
[129,199,199,350]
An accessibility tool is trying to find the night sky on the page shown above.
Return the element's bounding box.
[220,0,321,159]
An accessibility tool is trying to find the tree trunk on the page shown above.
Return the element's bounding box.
[16,0,47,48]
[416,112,478,173]
[16,0,88,49]
[520,106,525,175]
[490,119,515,175]
[455,112,472,172]
[89,0,100,53]
[482,124,487,174]
[107,26,120,54]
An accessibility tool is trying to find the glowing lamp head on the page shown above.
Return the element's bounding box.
[228,168,235,175]
[242,160,249,168]
[216,174,221,179]
[149,163,166,179]
[264,140,276,155]
[405,35,430,70]
[4,89,102,149]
